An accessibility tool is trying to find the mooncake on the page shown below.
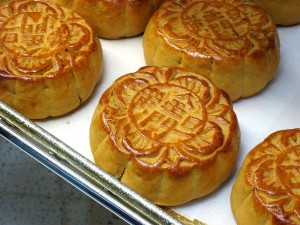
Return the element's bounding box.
[231,129,300,225]
[55,0,164,39]
[0,0,103,119]
[90,66,240,206]
[143,0,280,101]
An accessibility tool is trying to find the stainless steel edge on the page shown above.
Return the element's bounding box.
[0,101,182,225]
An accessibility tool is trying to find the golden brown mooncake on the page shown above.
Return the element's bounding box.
[251,0,300,25]
[50,0,164,39]
[231,129,300,225]
[143,0,280,101]
[90,66,240,206]
[0,0,103,119]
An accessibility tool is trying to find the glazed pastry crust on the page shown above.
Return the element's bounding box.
[231,129,300,225]
[252,0,300,25]
[53,0,164,39]
[74,0,164,39]
[143,0,280,101]
[0,0,103,119]
[90,66,240,206]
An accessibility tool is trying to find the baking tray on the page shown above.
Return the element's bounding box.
[0,101,187,225]
[1,24,300,224]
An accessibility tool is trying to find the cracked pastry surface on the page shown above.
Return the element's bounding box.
[143,0,280,101]
[231,129,300,225]
[0,0,103,119]
[90,66,240,206]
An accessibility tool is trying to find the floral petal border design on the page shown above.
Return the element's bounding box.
[246,129,300,224]
[100,67,238,170]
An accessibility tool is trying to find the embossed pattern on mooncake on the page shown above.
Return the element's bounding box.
[245,129,300,224]
[0,0,95,77]
[100,66,237,169]
[156,0,274,59]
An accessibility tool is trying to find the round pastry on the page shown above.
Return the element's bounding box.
[0,0,103,119]
[143,0,280,101]
[90,66,240,206]
[231,129,300,225]
[251,0,300,25]
[50,0,164,39]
